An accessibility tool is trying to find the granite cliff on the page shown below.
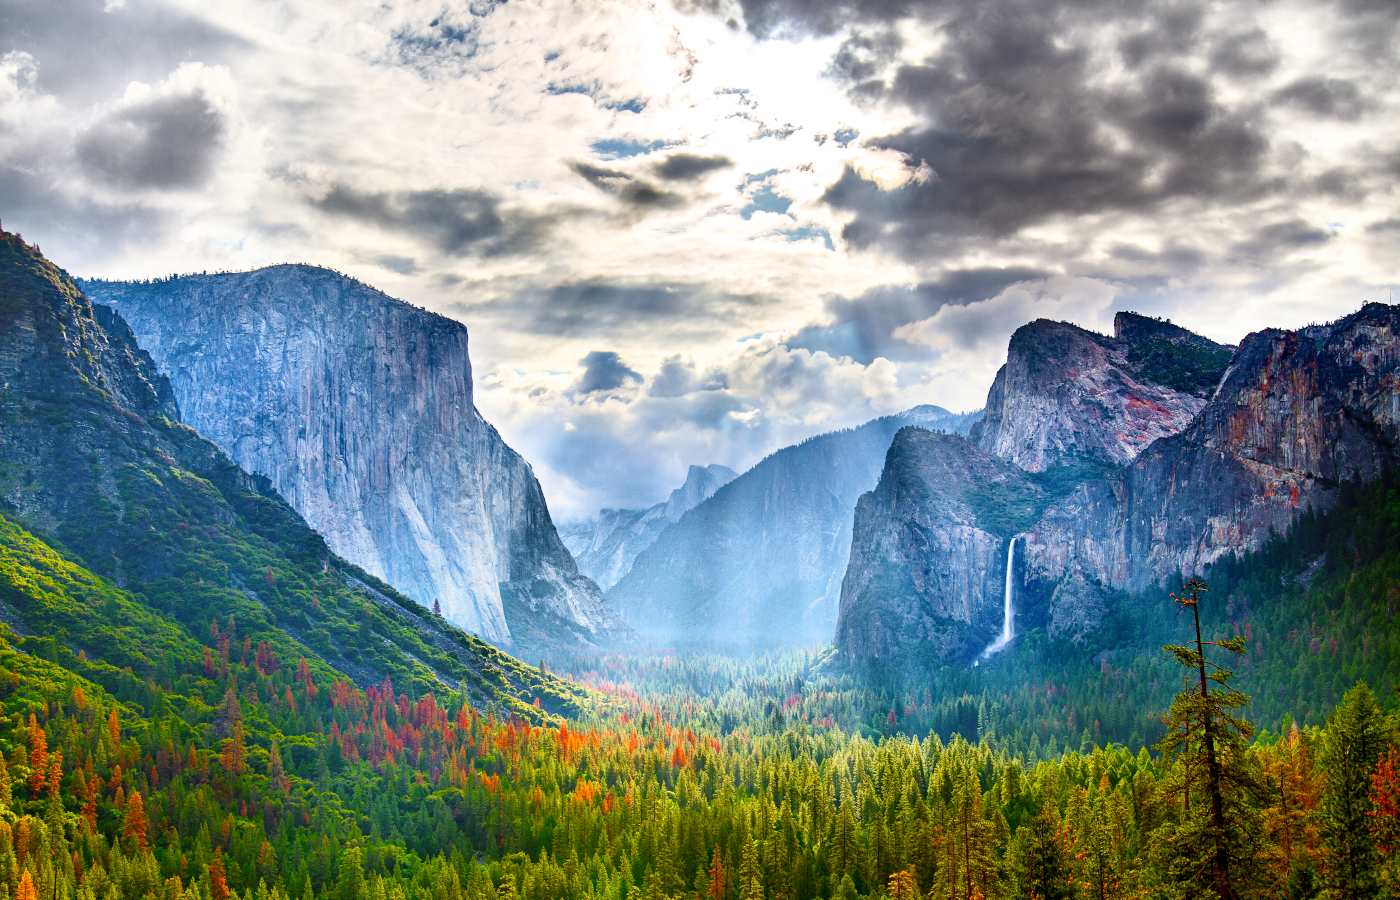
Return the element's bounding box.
[609,406,979,647]
[0,229,589,716]
[838,304,1400,663]
[559,464,737,590]
[82,266,627,647]
[835,428,1048,662]
[1024,303,1400,603]
[969,312,1233,472]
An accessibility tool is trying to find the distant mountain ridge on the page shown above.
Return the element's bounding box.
[82,265,626,648]
[608,405,981,647]
[560,464,737,590]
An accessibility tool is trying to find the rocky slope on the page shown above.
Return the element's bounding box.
[838,304,1400,663]
[1024,303,1400,598]
[559,464,737,590]
[0,228,589,716]
[82,266,626,647]
[969,312,1233,472]
[608,406,980,647]
[835,428,1048,662]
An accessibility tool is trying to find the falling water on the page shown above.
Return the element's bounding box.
[982,536,1018,657]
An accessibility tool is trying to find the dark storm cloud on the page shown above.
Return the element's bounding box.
[77,92,225,190]
[1208,29,1278,77]
[568,161,685,209]
[654,153,733,181]
[787,266,1046,363]
[0,0,245,104]
[311,184,563,257]
[573,351,643,394]
[1273,77,1370,121]
[726,0,1393,263]
[1232,219,1333,261]
[0,158,167,254]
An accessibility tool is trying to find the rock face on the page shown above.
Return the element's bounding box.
[835,429,1048,662]
[559,464,737,590]
[609,406,979,647]
[837,304,1400,663]
[83,266,627,647]
[0,229,592,713]
[1025,303,1400,596]
[969,312,1233,472]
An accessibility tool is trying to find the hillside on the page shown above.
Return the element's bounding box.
[0,228,589,719]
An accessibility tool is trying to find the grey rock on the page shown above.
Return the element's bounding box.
[969,312,1233,472]
[559,464,737,590]
[837,305,1400,662]
[835,428,1047,663]
[1027,302,1400,595]
[82,265,627,647]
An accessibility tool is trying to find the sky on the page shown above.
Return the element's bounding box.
[1,0,1397,519]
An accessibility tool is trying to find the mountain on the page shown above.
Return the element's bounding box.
[0,227,586,716]
[1023,303,1400,607]
[81,266,626,648]
[968,312,1233,472]
[608,405,980,647]
[559,464,737,590]
[835,428,1049,662]
[837,304,1400,664]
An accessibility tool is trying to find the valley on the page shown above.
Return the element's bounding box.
[0,228,1395,900]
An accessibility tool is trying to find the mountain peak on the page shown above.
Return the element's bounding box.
[664,464,739,522]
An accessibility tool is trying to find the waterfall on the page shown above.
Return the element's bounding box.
[982,536,1018,658]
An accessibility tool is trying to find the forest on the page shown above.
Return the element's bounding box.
[0,467,1397,900]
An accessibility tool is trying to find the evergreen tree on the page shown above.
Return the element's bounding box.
[1318,682,1392,900]
[1012,804,1074,900]
[1156,579,1265,900]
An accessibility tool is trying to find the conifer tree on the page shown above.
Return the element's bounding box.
[122,790,148,852]
[1156,578,1264,900]
[1318,682,1392,900]
[209,849,230,900]
[1012,804,1074,900]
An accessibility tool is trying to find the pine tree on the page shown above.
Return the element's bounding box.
[123,790,149,852]
[706,846,725,900]
[210,848,230,900]
[1012,803,1074,900]
[15,870,36,900]
[1156,578,1264,900]
[1318,682,1391,900]
[739,835,763,900]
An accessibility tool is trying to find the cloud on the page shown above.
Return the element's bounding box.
[77,90,225,190]
[1273,77,1370,121]
[476,280,776,339]
[310,184,565,257]
[572,350,644,394]
[649,354,730,396]
[786,267,1047,363]
[654,152,733,181]
[0,0,246,104]
[724,0,1396,269]
[568,160,685,209]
